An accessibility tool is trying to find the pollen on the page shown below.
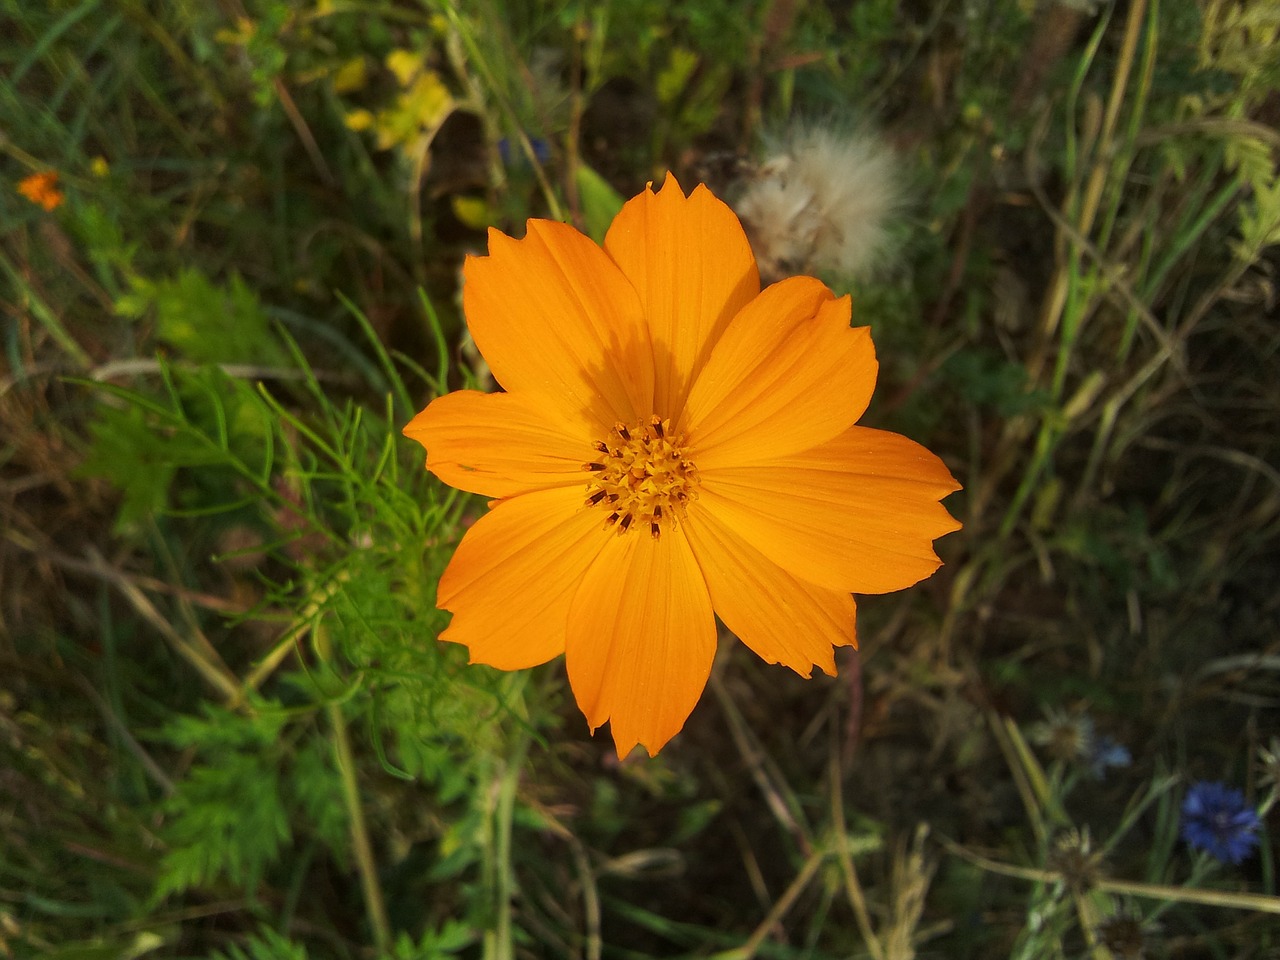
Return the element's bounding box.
[583,416,700,538]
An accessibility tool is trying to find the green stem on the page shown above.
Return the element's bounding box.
[484,680,531,960]
[321,622,391,954]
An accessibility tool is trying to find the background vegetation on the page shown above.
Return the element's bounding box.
[3,0,1278,957]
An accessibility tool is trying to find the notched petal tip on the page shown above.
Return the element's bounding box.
[684,505,856,679]
[604,724,678,760]
[656,169,685,195]
[698,426,963,595]
[566,529,717,761]
[604,169,760,418]
[462,216,652,427]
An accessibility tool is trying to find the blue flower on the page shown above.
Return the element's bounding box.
[1180,781,1261,865]
[1088,735,1132,780]
[497,136,551,166]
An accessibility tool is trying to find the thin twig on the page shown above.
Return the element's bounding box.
[7,532,260,615]
[938,835,1280,914]
[710,846,828,960]
[567,837,602,960]
[75,677,176,796]
[88,357,355,385]
[80,545,243,706]
[710,671,812,855]
[829,741,886,960]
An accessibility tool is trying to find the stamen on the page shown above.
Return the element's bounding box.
[582,415,700,537]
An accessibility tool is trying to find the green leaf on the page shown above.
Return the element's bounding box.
[575,164,625,245]
[389,921,477,960]
[211,927,309,960]
[155,751,290,898]
[76,367,273,529]
[120,269,288,366]
[77,403,209,528]
[154,706,292,898]
[289,737,349,859]
[656,46,698,105]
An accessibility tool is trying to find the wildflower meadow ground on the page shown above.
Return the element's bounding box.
[3,1,1278,958]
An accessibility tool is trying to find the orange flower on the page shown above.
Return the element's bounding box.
[404,174,961,757]
[17,171,64,211]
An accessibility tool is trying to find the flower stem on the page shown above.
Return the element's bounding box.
[318,618,391,954]
[330,695,392,954]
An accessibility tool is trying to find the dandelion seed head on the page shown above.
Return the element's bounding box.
[1029,707,1094,763]
[1048,827,1103,894]
[734,125,903,284]
[1097,910,1155,959]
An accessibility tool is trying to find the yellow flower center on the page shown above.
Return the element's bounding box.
[583,416,700,538]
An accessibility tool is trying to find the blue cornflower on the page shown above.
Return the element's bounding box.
[1088,735,1132,780]
[1180,781,1261,865]
[496,136,551,166]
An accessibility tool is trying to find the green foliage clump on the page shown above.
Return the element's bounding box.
[117,270,289,367]
[154,705,295,898]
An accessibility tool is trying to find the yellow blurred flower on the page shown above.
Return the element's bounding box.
[385,49,422,87]
[343,48,454,154]
[373,71,452,150]
[343,109,375,132]
[450,195,493,230]
[332,56,367,94]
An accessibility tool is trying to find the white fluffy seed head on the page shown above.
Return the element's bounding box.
[733,125,904,285]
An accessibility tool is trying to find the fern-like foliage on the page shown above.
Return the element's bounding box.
[154,706,292,899]
[210,927,309,960]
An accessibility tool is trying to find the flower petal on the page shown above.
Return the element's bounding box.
[404,390,592,498]
[604,173,759,420]
[681,279,877,469]
[698,426,962,594]
[437,487,608,670]
[565,526,716,757]
[684,503,856,677]
[465,220,653,429]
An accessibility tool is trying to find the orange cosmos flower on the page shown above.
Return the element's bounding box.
[17,170,64,211]
[404,173,961,757]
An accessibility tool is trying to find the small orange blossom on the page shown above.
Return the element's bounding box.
[17,171,64,211]
[404,174,961,757]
